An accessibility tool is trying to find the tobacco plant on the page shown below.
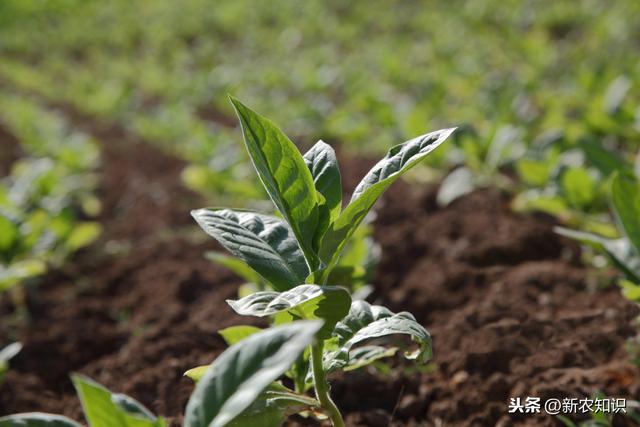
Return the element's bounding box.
[0,98,453,426]
[183,97,454,426]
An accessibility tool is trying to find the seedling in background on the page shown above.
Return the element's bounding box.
[0,98,454,426]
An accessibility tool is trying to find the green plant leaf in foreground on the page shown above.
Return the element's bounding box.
[184,320,323,427]
[0,413,82,427]
[319,128,455,271]
[192,209,308,291]
[611,173,640,255]
[325,301,432,373]
[303,140,342,249]
[229,97,320,270]
[72,374,164,427]
[227,284,351,338]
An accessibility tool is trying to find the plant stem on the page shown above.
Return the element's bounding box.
[311,341,345,427]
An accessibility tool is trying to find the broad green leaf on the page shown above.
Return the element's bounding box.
[205,251,262,284]
[229,97,320,270]
[227,284,351,338]
[72,375,163,427]
[319,128,454,270]
[555,227,640,283]
[184,320,323,427]
[192,209,307,292]
[325,301,432,372]
[219,325,262,346]
[560,167,596,209]
[303,140,342,223]
[611,173,640,255]
[0,413,82,427]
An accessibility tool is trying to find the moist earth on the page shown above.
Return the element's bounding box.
[0,125,638,427]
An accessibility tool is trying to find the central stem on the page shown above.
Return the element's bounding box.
[311,341,345,427]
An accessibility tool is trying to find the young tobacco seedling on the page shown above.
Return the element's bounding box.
[185,97,455,426]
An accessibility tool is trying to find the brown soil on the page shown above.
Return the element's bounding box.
[0,124,22,176]
[1,122,639,427]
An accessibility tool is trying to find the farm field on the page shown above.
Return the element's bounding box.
[1,1,640,426]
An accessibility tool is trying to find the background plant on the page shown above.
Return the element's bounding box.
[0,94,101,291]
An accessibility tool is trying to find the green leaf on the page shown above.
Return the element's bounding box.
[516,158,551,187]
[227,387,320,427]
[342,345,398,372]
[560,167,596,209]
[219,325,262,346]
[72,375,163,427]
[225,397,285,427]
[0,413,82,427]
[229,97,320,270]
[555,227,640,283]
[227,284,351,338]
[0,259,47,291]
[184,366,209,383]
[192,209,307,292]
[303,140,342,234]
[580,139,631,177]
[0,215,17,254]
[65,222,101,251]
[319,128,454,270]
[620,279,640,303]
[205,251,262,284]
[184,320,323,427]
[111,394,160,424]
[325,301,432,372]
[611,173,640,256]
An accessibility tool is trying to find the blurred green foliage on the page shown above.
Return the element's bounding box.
[0,0,639,288]
[1,0,638,170]
[0,94,101,290]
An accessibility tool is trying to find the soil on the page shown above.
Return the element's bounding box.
[1,117,639,427]
[0,124,22,176]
